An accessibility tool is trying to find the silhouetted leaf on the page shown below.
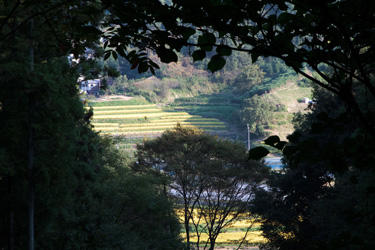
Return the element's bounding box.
[138,61,148,73]
[192,50,206,62]
[198,32,215,51]
[117,48,126,58]
[264,135,280,147]
[104,51,111,60]
[150,66,155,75]
[157,47,178,63]
[275,141,287,150]
[282,145,297,157]
[251,52,260,63]
[130,60,138,69]
[182,27,196,40]
[207,55,226,72]
[249,146,270,160]
[111,51,118,60]
[217,45,232,56]
[148,60,160,69]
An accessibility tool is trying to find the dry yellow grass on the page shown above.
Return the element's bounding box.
[176,209,265,245]
[92,121,225,129]
[94,125,225,132]
[181,231,265,244]
[93,112,190,119]
[159,115,201,119]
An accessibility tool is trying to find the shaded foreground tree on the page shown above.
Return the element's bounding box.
[250,83,375,250]
[0,57,183,249]
[135,126,269,250]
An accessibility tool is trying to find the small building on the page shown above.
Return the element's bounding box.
[303,97,310,104]
[79,79,101,96]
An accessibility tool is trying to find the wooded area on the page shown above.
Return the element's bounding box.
[1,0,374,249]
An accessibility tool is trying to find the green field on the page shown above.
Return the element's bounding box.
[88,98,233,152]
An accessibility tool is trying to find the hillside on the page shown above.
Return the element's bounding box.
[90,52,312,152]
[263,80,311,140]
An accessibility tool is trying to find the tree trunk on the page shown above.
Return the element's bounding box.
[8,176,14,250]
[184,203,190,250]
[28,18,35,250]
[209,239,215,250]
[27,111,35,250]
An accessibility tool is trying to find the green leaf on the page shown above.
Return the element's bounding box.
[192,50,206,62]
[207,55,226,72]
[264,135,280,147]
[248,147,270,160]
[216,45,232,56]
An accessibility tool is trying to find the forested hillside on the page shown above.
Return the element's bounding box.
[96,51,311,141]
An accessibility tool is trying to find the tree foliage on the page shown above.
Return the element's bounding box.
[0,57,182,249]
[251,84,375,250]
[135,126,268,250]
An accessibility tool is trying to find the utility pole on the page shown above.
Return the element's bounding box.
[247,124,250,151]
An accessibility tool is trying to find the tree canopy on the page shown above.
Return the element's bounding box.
[135,126,268,250]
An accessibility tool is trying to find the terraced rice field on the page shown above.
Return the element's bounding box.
[89,103,228,137]
[176,209,265,246]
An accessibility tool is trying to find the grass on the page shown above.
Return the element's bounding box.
[93,122,225,128]
[175,209,265,246]
[88,97,150,106]
[88,104,157,110]
[89,101,229,138]
[262,81,312,140]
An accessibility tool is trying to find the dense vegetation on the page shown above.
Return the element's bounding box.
[0,59,182,249]
[1,1,374,250]
[135,126,268,250]
[101,51,306,139]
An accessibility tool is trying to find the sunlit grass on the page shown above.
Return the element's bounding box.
[175,209,265,245]
[94,125,226,131]
[93,112,190,119]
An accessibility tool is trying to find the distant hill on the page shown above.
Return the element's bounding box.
[93,52,312,148]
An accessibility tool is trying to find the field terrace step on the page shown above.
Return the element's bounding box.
[87,104,158,109]
[93,125,226,132]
